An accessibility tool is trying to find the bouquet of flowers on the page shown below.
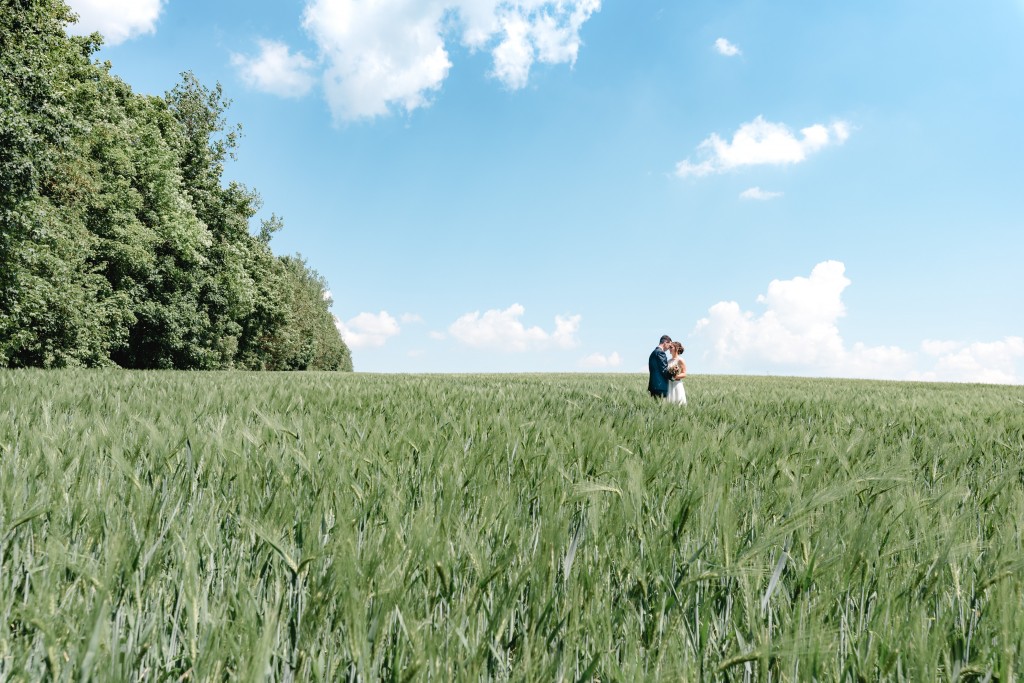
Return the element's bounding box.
[667,359,686,380]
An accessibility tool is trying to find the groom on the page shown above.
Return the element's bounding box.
[648,335,674,398]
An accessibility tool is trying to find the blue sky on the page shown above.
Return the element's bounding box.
[66,0,1023,383]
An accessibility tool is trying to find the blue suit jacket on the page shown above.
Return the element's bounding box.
[648,347,672,394]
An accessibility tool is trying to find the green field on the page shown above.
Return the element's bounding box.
[1,370,1022,680]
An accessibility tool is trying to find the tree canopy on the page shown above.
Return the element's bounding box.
[0,0,352,370]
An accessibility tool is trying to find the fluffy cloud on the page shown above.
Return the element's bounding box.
[580,352,621,369]
[448,304,581,352]
[714,37,741,57]
[740,186,783,201]
[302,0,451,120]
[65,0,163,45]
[676,116,850,178]
[489,0,599,89]
[335,311,401,348]
[917,337,1024,385]
[694,261,853,368]
[301,0,600,121]
[691,261,1022,384]
[231,40,316,98]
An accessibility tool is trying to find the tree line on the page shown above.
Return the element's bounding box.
[1,0,352,370]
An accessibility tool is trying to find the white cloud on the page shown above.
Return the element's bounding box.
[691,261,1023,384]
[694,261,853,368]
[490,0,599,89]
[448,304,581,352]
[916,337,1024,385]
[740,186,783,201]
[400,313,424,324]
[335,311,401,348]
[580,352,621,369]
[676,116,851,178]
[65,0,163,45]
[714,37,741,57]
[303,0,452,120]
[552,313,582,349]
[232,39,316,98]
[491,12,534,89]
[301,0,600,121]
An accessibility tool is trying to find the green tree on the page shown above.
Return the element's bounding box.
[1,0,352,371]
[159,72,262,368]
[0,1,125,366]
[261,255,353,371]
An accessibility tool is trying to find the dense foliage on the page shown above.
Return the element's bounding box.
[0,0,351,370]
[1,371,1022,680]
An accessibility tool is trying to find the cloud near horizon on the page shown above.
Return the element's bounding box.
[691,261,1023,384]
[448,304,581,352]
[335,311,401,348]
[289,0,600,120]
[917,337,1024,385]
[676,116,850,177]
[64,0,163,45]
[580,351,621,369]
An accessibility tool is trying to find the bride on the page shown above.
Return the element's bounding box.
[667,341,687,405]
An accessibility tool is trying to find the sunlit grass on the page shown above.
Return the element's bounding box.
[1,370,1022,680]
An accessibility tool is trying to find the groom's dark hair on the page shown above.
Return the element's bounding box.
[659,335,672,344]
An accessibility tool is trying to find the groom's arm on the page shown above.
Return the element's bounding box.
[655,350,673,379]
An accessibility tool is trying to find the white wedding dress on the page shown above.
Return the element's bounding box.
[667,361,687,405]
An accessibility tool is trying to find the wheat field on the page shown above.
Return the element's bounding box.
[1,370,1021,680]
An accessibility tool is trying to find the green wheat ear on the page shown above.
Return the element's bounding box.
[0,369,1020,680]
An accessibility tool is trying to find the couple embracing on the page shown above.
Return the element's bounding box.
[648,334,687,405]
